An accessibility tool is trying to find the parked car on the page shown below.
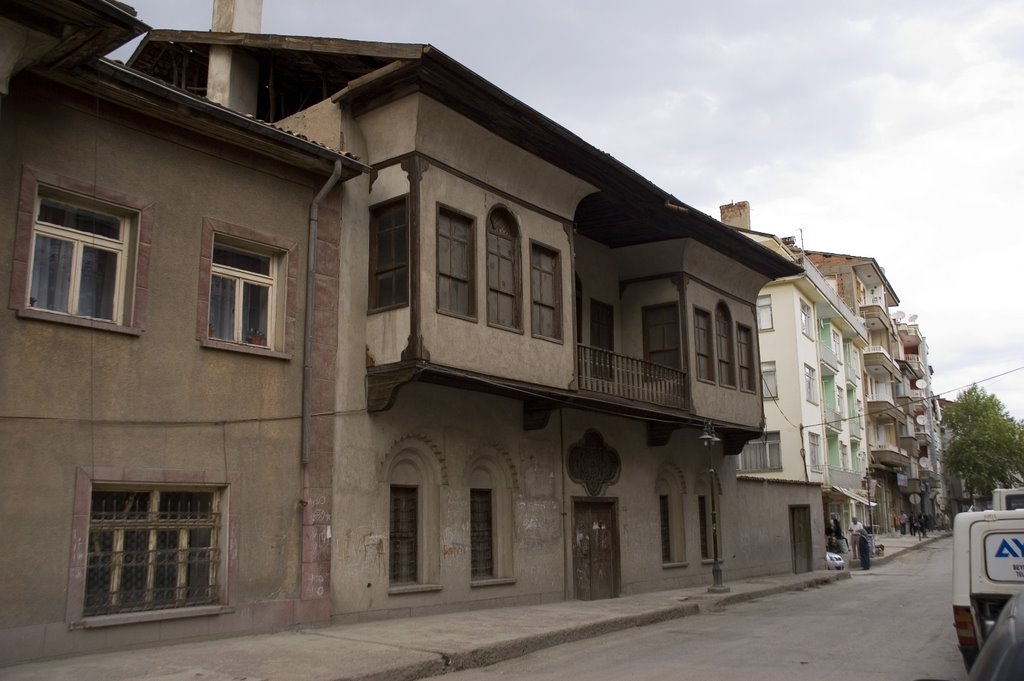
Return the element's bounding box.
[917,591,1024,681]
[825,551,845,570]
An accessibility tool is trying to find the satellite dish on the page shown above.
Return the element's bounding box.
[894,311,906,321]
[908,314,918,323]
[916,415,927,425]
[915,378,927,389]
[919,458,931,470]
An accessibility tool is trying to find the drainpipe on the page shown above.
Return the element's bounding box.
[302,160,344,465]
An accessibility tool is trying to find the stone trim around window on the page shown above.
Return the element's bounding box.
[196,217,297,359]
[9,166,153,335]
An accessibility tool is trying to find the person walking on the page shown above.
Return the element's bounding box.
[849,517,865,560]
[919,513,928,539]
[899,511,908,535]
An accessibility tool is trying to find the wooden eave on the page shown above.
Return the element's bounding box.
[1,0,148,69]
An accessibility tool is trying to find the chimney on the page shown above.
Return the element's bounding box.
[719,201,750,231]
[207,0,263,115]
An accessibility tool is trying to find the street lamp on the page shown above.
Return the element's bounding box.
[700,421,730,593]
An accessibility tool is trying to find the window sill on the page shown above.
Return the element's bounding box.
[438,308,478,324]
[486,321,525,336]
[661,562,688,570]
[701,559,716,566]
[71,604,233,630]
[16,308,142,336]
[388,583,443,595]
[368,302,410,315]
[470,577,517,588]
[200,337,291,360]
[531,333,564,346]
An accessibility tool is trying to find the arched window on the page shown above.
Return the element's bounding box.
[656,466,687,565]
[385,446,442,590]
[486,207,521,330]
[466,453,516,583]
[715,302,735,387]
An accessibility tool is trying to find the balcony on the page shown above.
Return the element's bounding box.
[577,345,688,410]
[824,406,844,433]
[845,361,860,385]
[848,418,862,439]
[870,442,910,469]
[903,353,926,379]
[819,342,839,374]
[866,389,900,420]
[899,424,917,449]
[914,424,932,444]
[863,345,899,378]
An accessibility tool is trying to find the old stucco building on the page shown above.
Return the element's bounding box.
[1,0,818,665]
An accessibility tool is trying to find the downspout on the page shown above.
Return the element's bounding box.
[302,160,344,465]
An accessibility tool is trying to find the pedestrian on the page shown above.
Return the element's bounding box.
[899,511,908,535]
[849,517,865,559]
[919,513,928,539]
[910,513,918,536]
[859,531,871,570]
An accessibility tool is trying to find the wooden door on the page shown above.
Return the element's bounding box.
[790,505,813,573]
[572,501,619,600]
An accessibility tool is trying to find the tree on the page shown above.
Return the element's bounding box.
[943,385,1024,497]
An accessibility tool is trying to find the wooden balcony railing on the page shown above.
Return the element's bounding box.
[577,345,688,409]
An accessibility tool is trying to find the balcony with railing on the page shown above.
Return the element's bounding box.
[819,342,839,374]
[845,360,860,385]
[577,344,688,410]
[903,353,925,379]
[824,406,844,433]
[863,345,899,377]
[848,418,862,439]
[870,441,909,469]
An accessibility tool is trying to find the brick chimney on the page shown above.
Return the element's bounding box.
[207,0,263,114]
[719,201,750,230]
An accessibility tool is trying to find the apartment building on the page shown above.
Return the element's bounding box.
[721,204,872,538]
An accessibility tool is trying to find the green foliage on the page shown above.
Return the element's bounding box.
[943,385,1024,496]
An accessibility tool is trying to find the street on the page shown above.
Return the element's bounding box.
[447,537,964,681]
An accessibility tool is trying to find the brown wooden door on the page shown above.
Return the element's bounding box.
[572,501,619,600]
[790,505,812,573]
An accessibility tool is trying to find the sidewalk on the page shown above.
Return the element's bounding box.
[2,534,946,681]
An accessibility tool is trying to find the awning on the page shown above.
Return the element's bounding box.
[831,486,878,507]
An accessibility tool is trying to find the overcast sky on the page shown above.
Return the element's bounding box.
[111,0,1024,420]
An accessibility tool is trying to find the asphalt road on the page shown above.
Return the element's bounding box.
[448,537,965,681]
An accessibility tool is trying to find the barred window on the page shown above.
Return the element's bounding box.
[659,495,671,564]
[470,489,494,579]
[389,485,418,585]
[85,489,220,617]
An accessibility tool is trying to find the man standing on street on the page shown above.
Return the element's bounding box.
[849,517,865,559]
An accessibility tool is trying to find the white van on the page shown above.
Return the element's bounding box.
[952,510,1024,670]
[992,488,1024,511]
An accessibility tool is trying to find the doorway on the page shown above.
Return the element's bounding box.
[789,505,813,573]
[572,500,619,600]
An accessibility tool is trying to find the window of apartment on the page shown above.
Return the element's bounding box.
[841,442,851,470]
[800,300,812,338]
[470,489,494,579]
[27,196,130,323]
[659,494,672,564]
[643,303,681,369]
[437,207,475,319]
[530,242,561,340]
[590,300,614,351]
[369,198,409,311]
[737,324,755,391]
[389,485,418,585]
[804,364,818,403]
[715,303,735,387]
[198,220,296,356]
[84,488,221,617]
[738,432,782,471]
[808,432,822,471]
[486,207,521,330]
[11,170,154,334]
[209,239,276,347]
[831,329,842,358]
[761,361,778,398]
[694,307,714,382]
[756,295,773,330]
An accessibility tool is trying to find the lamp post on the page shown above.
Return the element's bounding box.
[700,422,730,593]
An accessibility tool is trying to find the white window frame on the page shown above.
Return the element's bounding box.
[804,364,818,404]
[27,194,131,324]
[800,300,812,338]
[808,432,822,471]
[761,361,778,399]
[756,295,773,330]
[209,237,278,347]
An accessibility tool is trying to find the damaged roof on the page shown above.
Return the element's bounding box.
[129,30,801,280]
